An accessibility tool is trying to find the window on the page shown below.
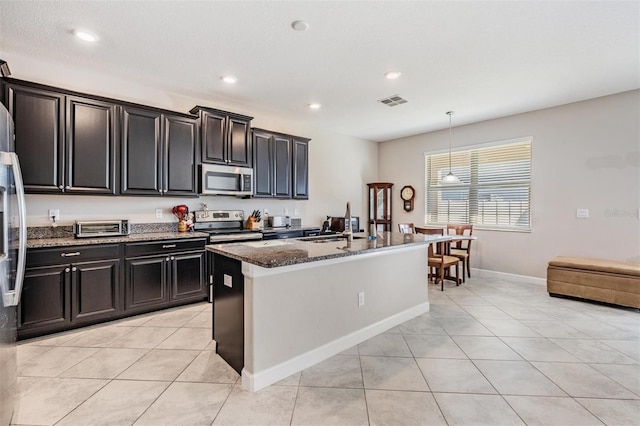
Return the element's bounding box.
[424,138,532,231]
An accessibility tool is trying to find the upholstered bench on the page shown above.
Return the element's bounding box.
[547,257,640,309]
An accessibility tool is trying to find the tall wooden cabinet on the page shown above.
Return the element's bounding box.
[368,182,393,232]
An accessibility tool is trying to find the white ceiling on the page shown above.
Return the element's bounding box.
[0,1,638,142]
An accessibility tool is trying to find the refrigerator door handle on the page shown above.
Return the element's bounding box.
[1,153,26,307]
[10,152,26,307]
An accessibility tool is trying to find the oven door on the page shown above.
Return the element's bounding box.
[199,164,253,196]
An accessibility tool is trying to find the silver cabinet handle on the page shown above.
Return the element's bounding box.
[61,252,80,257]
[65,185,70,189]
[170,256,175,260]
[58,185,64,190]
[166,257,170,261]
[72,267,77,272]
[65,267,70,273]
[162,244,176,249]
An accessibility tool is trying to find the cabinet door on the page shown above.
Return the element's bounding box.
[227,116,251,166]
[164,114,197,195]
[66,96,117,194]
[121,106,162,195]
[292,138,310,199]
[273,135,292,198]
[124,256,168,312]
[252,131,274,197]
[5,84,65,193]
[71,259,120,323]
[18,265,69,336]
[201,110,226,164]
[169,251,205,303]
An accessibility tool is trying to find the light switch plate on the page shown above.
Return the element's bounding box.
[155,208,163,219]
[224,274,232,288]
[576,209,589,219]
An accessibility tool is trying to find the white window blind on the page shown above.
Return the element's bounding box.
[424,139,532,231]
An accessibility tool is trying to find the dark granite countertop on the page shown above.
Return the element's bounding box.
[260,226,321,233]
[206,232,451,268]
[28,231,210,249]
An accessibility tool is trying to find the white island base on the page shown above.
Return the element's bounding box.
[240,244,428,392]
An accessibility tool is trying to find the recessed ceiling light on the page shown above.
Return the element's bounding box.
[308,103,321,110]
[73,29,98,42]
[291,20,309,31]
[221,76,237,84]
[384,71,402,80]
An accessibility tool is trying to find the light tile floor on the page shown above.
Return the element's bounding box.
[13,275,640,425]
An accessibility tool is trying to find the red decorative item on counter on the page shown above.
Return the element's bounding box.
[172,205,189,232]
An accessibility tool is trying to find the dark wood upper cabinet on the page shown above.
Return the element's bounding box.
[120,106,162,195]
[292,137,310,199]
[252,130,273,197]
[273,134,292,198]
[66,96,117,194]
[120,106,197,196]
[4,83,65,192]
[164,114,198,195]
[190,106,253,167]
[3,80,117,194]
[252,129,309,199]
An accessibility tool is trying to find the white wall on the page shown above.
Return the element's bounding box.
[379,90,640,278]
[4,52,378,228]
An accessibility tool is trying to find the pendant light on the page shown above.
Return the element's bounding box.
[441,111,461,185]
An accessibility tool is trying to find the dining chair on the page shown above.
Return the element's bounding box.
[398,223,415,233]
[447,224,473,281]
[415,227,460,291]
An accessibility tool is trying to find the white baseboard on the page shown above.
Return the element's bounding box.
[471,268,546,286]
[241,302,430,392]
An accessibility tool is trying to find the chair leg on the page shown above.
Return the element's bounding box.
[467,257,471,278]
[455,264,460,286]
[461,261,466,283]
[440,264,445,291]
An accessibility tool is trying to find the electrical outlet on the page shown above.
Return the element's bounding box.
[576,209,589,219]
[155,208,163,219]
[48,209,60,222]
[284,208,289,215]
[358,291,365,307]
[263,209,269,215]
[294,209,299,216]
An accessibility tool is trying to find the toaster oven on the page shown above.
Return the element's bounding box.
[74,220,131,238]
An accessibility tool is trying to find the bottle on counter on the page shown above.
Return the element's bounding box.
[368,220,377,240]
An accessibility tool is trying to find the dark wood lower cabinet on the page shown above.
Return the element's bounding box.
[124,256,168,312]
[18,240,206,339]
[19,265,69,333]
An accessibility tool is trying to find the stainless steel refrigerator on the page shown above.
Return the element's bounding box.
[0,103,27,426]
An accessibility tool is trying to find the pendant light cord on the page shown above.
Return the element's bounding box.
[447,111,454,173]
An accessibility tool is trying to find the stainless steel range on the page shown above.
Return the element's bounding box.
[192,209,263,244]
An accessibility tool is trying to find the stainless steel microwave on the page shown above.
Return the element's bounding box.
[199,164,253,197]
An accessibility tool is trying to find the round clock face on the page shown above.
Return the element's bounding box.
[401,186,414,201]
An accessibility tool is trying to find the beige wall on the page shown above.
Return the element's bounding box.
[4,52,378,228]
[379,90,640,278]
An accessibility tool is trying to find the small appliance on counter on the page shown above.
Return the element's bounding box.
[329,216,360,233]
[74,220,130,238]
[267,215,291,228]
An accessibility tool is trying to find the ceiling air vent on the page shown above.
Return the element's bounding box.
[378,94,408,107]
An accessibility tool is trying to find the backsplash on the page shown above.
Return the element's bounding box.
[27,223,179,239]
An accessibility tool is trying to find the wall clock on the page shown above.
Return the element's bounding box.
[400,185,415,212]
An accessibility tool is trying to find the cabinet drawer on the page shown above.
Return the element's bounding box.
[125,238,206,257]
[27,244,121,267]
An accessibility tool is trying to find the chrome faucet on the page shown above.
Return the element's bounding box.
[343,201,353,241]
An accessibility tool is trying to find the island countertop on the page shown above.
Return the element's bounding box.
[206,232,451,268]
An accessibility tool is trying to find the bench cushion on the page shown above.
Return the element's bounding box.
[548,256,640,277]
[547,257,640,309]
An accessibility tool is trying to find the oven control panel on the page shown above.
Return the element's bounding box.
[194,210,244,223]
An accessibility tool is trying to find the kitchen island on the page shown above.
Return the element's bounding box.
[207,231,450,392]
